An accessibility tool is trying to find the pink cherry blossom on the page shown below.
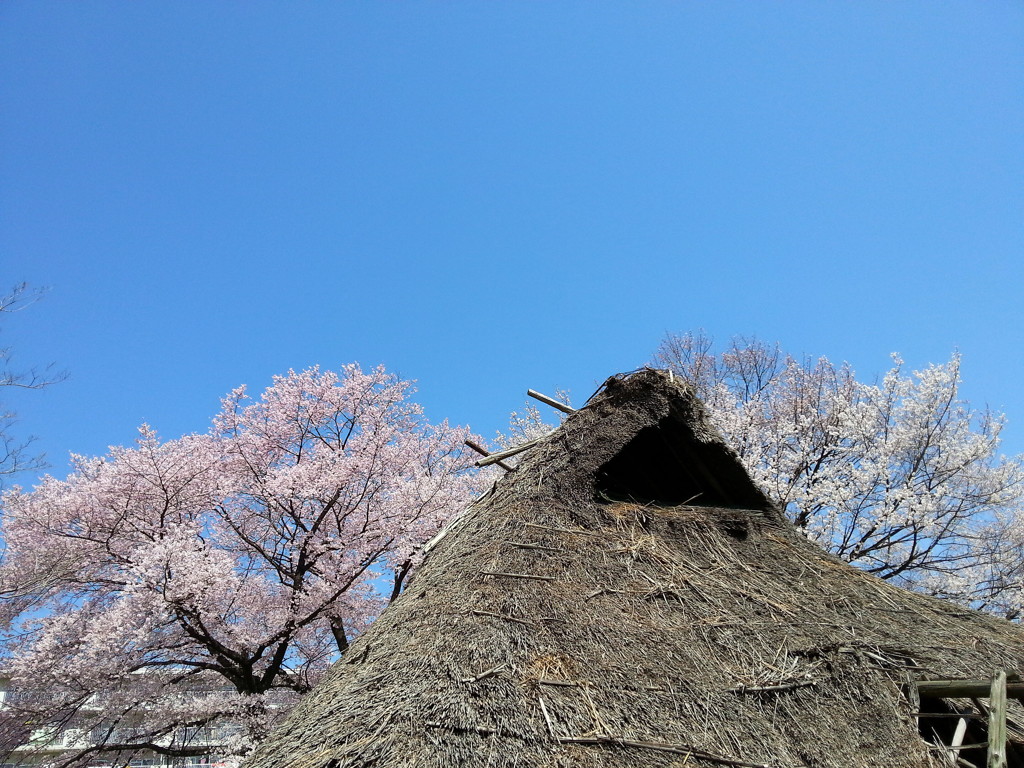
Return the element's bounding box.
[0,365,487,766]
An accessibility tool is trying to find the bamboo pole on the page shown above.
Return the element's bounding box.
[988,671,1007,768]
[464,439,513,471]
[948,716,968,766]
[527,389,576,414]
[917,680,1024,700]
[474,436,549,467]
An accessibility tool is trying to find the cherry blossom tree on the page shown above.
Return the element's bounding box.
[654,332,1024,617]
[0,365,486,766]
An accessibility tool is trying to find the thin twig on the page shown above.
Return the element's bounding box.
[480,571,556,581]
[462,665,507,684]
[505,541,564,552]
[538,696,558,740]
[426,721,497,736]
[728,680,817,695]
[523,522,596,537]
[471,609,534,626]
[558,735,772,768]
[585,587,628,600]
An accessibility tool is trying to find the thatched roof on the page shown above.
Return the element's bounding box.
[245,369,1024,768]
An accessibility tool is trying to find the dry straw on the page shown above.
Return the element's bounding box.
[246,370,1024,768]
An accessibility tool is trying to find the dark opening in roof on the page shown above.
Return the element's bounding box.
[594,415,767,510]
[917,698,1024,768]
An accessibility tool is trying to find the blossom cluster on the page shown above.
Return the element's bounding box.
[0,365,486,765]
[656,333,1024,618]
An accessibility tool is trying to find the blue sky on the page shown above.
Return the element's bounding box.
[2,1,1022,485]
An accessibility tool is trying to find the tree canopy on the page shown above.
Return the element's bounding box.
[654,332,1024,618]
[0,365,485,766]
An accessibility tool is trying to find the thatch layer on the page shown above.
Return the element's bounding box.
[246,370,1024,768]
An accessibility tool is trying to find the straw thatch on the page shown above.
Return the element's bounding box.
[245,369,1024,768]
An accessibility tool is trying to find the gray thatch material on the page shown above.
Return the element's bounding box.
[245,369,1024,768]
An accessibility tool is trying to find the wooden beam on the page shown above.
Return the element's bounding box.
[464,439,513,471]
[917,679,1024,701]
[474,436,549,467]
[989,671,1008,768]
[527,389,576,414]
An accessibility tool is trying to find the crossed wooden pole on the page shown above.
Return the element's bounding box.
[464,389,576,471]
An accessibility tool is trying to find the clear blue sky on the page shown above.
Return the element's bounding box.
[2,2,1022,486]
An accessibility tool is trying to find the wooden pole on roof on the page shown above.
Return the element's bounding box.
[988,670,1008,768]
[917,679,1024,701]
[474,436,549,467]
[527,389,576,414]
[464,439,513,471]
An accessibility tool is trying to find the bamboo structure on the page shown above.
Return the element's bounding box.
[527,389,576,414]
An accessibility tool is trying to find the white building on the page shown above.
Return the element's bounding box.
[0,676,236,768]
